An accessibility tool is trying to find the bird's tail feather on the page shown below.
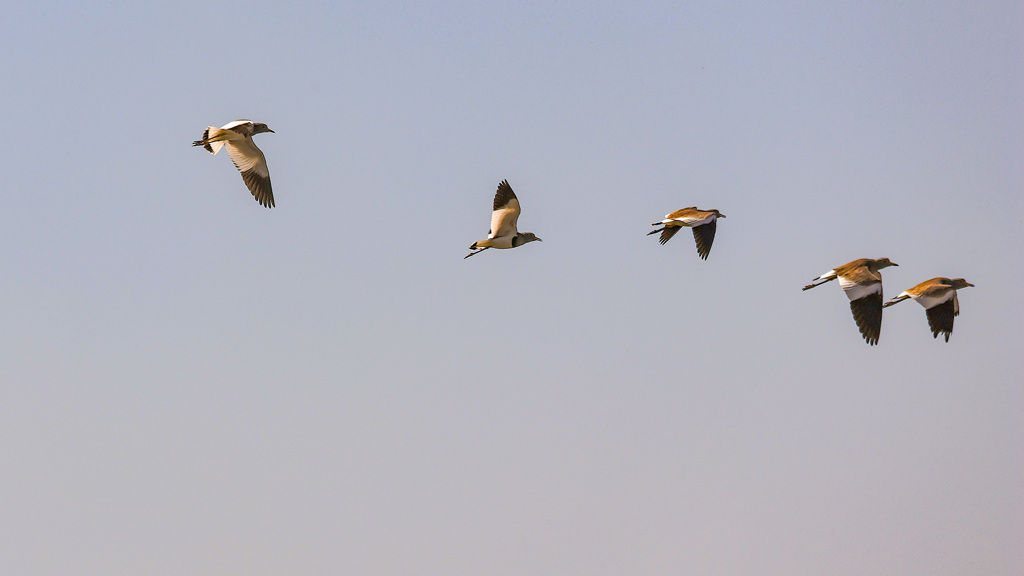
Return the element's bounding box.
[802,278,829,291]
[802,271,838,291]
[882,295,909,308]
[464,246,490,259]
[192,127,225,154]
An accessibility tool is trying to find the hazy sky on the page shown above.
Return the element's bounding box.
[1,2,1021,574]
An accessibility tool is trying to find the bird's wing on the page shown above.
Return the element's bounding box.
[492,180,517,210]
[489,201,520,238]
[691,220,717,260]
[658,226,682,245]
[849,292,883,345]
[665,207,698,220]
[838,268,882,302]
[222,119,254,132]
[925,298,956,341]
[912,281,956,310]
[488,180,520,238]
[225,138,274,208]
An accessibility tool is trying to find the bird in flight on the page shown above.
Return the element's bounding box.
[648,207,725,259]
[193,120,275,208]
[465,180,542,259]
[802,257,898,345]
[883,277,974,342]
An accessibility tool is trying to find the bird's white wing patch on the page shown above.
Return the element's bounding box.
[839,275,881,301]
[489,198,520,239]
[225,139,268,176]
[224,137,273,207]
[670,214,713,227]
[222,119,252,130]
[913,289,954,310]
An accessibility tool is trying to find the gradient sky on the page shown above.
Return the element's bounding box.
[1,1,1022,574]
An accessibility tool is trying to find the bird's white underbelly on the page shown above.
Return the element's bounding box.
[664,215,713,227]
[485,235,516,249]
[839,276,881,301]
[912,291,953,309]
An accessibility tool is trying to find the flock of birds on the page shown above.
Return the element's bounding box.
[193,119,975,346]
[802,260,973,345]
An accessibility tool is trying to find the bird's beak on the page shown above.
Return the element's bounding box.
[267,128,275,133]
[967,282,975,287]
[718,214,726,218]
[537,238,543,242]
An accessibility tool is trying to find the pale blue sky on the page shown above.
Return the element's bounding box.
[1,1,1021,574]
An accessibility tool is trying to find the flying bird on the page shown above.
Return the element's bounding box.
[192,120,275,208]
[465,180,542,259]
[802,258,898,345]
[648,207,725,259]
[883,277,974,342]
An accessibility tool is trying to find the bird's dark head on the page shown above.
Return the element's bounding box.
[254,123,274,134]
[949,278,974,289]
[876,258,897,269]
[713,209,726,218]
[515,232,542,246]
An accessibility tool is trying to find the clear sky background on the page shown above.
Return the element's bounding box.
[1,1,1021,574]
